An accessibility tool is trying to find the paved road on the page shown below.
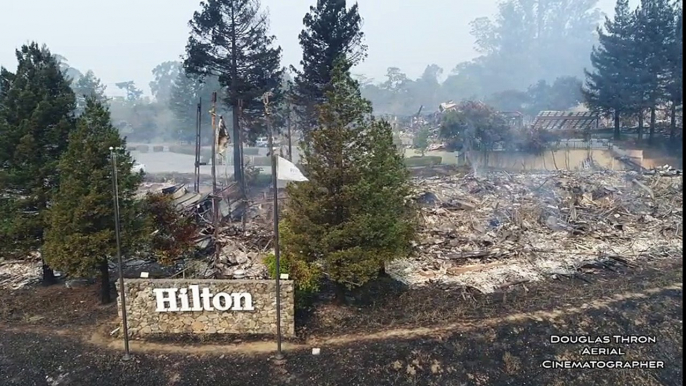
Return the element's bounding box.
[131,151,274,177]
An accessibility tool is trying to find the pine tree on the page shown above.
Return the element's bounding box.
[583,0,636,140]
[281,59,417,302]
[167,70,222,144]
[43,98,142,304]
[291,0,366,139]
[413,126,430,156]
[633,0,675,142]
[626,7,651,141]
[71,70,107,116]
[184,0,283,185]
[666,5,683,140]
[0,43,76,284]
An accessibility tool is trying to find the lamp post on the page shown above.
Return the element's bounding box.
[109,146,131,361]
[262,92,284,362]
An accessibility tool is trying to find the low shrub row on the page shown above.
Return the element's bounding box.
[403,155,442,167]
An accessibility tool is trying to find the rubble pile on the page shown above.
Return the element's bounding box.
[209,224,272,280]
[387,169,683,292]
[0,259,41,290]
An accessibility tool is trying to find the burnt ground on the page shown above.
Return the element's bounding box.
[0,259,682,385]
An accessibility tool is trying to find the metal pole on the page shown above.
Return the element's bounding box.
[263,92,283,360]
[287,102,292,162]
[237,99,246,199]
[194,98,202,193]
[210,93,220,262]
[110,146,131,361]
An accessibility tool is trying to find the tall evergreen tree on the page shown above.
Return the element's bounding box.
[71,70,107,116]
[150,61,182,104]
[633,0,675,142]
[184,0,283,185]
[0,43,76,284]
[583,0,636,139]
[281,60,417,302]
[666,4,683,139]
[168,70,223,144]
[291,0,366,139]
[43,99,142,304]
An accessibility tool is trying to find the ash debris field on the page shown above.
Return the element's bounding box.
[388,168,683,293]
[0,167,682,386]
[0,261,682,386]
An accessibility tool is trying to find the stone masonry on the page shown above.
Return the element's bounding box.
[116,279,294,338]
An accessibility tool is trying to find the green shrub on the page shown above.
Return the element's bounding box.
[152,145,164,152]
[136,145,149,153]
[242,147,260,155]
[404,155,442,167]
[264,251,321,309]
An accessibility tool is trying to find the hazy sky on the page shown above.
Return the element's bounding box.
[1,0,626,97]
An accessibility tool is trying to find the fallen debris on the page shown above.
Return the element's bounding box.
[388,170,683,293]
[211,224,272,279]
[0,259,41,290]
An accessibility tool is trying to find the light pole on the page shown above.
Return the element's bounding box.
[262,92,284,362]
[109,146,131,361]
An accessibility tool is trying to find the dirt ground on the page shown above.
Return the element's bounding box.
[0,259,682,385]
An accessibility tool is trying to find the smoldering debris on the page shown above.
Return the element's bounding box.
[209,225,272,279]
[143,181,276,280]
[387,169,683,293]
[0,259,41,290]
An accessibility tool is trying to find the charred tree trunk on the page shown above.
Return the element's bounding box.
[232,109,242,184]
[99,259,111,304]
[230,5,243,188]
[670,103,677,140]
[41,262,57,285]
[40,247,57,285]
[613,110,621,140]
[649,107,656,144]
[637,112,644,141]
[334,283,347,305]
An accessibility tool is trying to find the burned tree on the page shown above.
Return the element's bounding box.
[184,0,283,185]
[140,193,199,266]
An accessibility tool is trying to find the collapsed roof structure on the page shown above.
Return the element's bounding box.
[160,183,249,251]
[533,111,600,131]
[153,182,275,280]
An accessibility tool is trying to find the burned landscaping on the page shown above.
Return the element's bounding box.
[389,167,683,292]
[1,258,682,386]
[1,0,684,383]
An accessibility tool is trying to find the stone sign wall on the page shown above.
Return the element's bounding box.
[116,279,294,338]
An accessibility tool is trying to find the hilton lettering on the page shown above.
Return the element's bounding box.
[153,285,254,312]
